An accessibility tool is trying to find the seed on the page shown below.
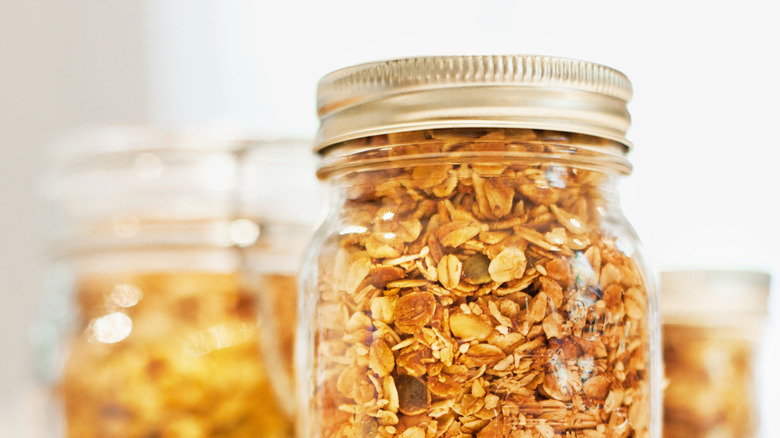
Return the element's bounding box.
[355,417,378,438]
[463,253,492,284]
[395,375,430,415]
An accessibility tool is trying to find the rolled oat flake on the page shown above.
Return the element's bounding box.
[300,55,660,438]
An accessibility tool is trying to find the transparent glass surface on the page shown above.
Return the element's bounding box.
[56,253,291,438]
[299,128,660,438]
[660,270,770,438]
[663,325,761,438]
[35,129,320,438]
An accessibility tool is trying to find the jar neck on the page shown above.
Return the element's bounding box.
[316,130,631,236]
[49,218,312,275]
[317,128,631,181]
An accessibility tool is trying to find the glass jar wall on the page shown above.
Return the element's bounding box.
[661,270,770,438]
[299,56,660,438]
[35,126,319,438]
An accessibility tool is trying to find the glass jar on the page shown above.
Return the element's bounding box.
[660,270,770,438]
[34,126,319,438]
[299,56,660,438]
[241,137,323,417]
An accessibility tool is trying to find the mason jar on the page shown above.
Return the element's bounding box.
[34,126,319,438]
[660,270,770,438]
[298,55,660,438]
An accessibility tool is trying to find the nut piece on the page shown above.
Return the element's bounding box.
[393,292,437,333]
[542,312,562,339]
[369,338,395,377]
[528,292,548,323]
[370,296,396,324]
[370,265,406,288]
[583,375,610,400]
[488,247,527,283]
[449,313,492,341]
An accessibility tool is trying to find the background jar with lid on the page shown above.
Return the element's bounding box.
[660,270,770,438]
[298,56,660,438]
[33,127,320,438]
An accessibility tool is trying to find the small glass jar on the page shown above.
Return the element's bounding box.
[34,126,319,438]
[660,270,770,438]
[299,56,660,438]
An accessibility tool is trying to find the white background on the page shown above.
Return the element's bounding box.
[2,1,778,435]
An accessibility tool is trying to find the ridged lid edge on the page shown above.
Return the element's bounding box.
[318,55,632,112]
[316,55,633,151]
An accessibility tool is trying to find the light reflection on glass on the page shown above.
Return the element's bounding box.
[545,166,567,188]
[228,219,260,247]
[185,321,256,357]
[572,251,598,288]
[108,283,142,308]
[340,225,367,235]
[88,312,133,343]
[112,214,140,238]
[132,152,164,180]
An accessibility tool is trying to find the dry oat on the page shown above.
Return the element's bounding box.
[437,254,463,290]
[488,247,527,283]
[310,128,652,437]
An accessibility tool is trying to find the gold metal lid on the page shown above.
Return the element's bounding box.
[315,55,633,151]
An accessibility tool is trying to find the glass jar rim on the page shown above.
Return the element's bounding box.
[660,269,771,322]
[316,129,632,180]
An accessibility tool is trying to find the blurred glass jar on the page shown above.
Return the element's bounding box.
[33,126,320,438]
[299,56,660,438]
[661,270,770,438]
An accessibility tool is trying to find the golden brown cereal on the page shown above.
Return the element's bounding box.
[310,128,652,437]
[437,254,463,290]
[61,272,293,438]
[663,325,759,438]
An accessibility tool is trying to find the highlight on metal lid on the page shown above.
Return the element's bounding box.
[315,55,634,151]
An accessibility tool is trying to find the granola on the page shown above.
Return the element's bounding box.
[61,272,294,438]
[309,128,652,437]
[662,325,758,438]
